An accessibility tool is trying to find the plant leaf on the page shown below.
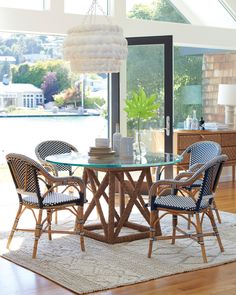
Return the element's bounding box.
[124,88,160,122]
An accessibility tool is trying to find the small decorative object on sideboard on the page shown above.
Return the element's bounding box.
[191,110,199,130]
[184,115,192,130]
[199,117,205,130]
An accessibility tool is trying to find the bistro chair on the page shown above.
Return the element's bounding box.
[157,141,222,225]
[6,153,85,259]
[35,140,78,176]
[35,140,80,223]
[148,154,228,263]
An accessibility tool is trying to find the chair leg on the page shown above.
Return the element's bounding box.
[208,208,224,252]
[76,205,85,252]
[187,214,192,229]
[47,209,52,241]
[187,190,197,229]
[32,209,43,259]
[212,200,221,224]
[148,210,157,258]
[54,211,58,224]
[195,213,207,263]
[7,204,23,249]
[54,185,59,224]
[172,215,177,244]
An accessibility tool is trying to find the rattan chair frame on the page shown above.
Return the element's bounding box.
[6,153,86,259]
[35,140,79,224]
[181,141,222,225]
[148,154,228,263]
[157,141,222,226]
[35,140,78,176]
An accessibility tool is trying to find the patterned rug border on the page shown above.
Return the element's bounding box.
[2,251,236,295]
[0,254,77,294]
[1,211,236,294]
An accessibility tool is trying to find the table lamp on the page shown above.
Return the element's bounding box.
[218,84,236,128]
[182,85,202,105]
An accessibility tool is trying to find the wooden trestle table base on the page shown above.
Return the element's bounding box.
[46,152,182,244]
[82,166,161,244]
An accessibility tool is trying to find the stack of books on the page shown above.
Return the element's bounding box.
[88,147,115,163]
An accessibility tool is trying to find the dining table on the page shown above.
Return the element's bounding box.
[46,151,182,244]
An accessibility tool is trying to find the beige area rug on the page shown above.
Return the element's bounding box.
[1,211,236,294]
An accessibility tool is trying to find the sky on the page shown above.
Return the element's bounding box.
[126,0,153,11]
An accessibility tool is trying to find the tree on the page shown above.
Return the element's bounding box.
[127,45,164,129]
[0,45,13,56]
[12,60,72,91]
[24,37,42,54]
[43,60,72,92]
[128,0,187,23]
[41,72,59,103]
[173,47,203,127]
[63,87,80,107]
[128,4,152,20]
[152,0,188,23]
[0,60,11,82]
[53,85,83,108]
[127,45,164,96]
[10,35,26,64]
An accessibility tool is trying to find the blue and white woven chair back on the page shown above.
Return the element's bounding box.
[35,140,78,174]
[6,153,41,197]
[188,141,221,168]
[195,154,227,211]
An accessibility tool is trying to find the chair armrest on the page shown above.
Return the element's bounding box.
[150,155,228,201]
[37,163,85,194]
[149,169,204,198]
[188,163,204,172]
[41,162,58,176]
[174,171,194,180]
[155,163,185,181]
[48,175,85,191]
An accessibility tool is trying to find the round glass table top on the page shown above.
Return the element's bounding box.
[46,152,182,169]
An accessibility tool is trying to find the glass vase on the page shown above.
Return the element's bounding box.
[133,131,146,159]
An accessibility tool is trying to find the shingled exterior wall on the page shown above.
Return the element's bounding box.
[202,53,236,124]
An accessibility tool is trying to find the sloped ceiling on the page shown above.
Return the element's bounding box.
[170,0,236,28]
[224,0,236,18]
[225,0,236,12]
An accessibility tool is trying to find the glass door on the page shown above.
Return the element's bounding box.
[126,36,173,155]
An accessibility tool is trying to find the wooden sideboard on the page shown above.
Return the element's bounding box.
[174,130,236,180]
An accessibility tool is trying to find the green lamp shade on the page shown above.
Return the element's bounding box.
[182,85,202,105]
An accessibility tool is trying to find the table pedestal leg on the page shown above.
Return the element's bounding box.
[83,167,162,243]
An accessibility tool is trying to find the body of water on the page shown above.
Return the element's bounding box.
[0,115,107,163]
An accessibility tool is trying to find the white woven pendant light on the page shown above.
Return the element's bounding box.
[63,0,128,74]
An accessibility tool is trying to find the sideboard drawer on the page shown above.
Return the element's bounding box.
[222,147,236,161]
[178,134,221,150]
[221,133,236,147]
[198,134,221,144]
[178,135,201,150]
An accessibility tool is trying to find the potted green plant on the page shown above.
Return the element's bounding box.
[124,87,160,157]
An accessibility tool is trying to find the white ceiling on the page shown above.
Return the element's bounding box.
[170,0,236,29]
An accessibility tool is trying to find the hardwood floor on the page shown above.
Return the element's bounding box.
[1,181,236,295]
